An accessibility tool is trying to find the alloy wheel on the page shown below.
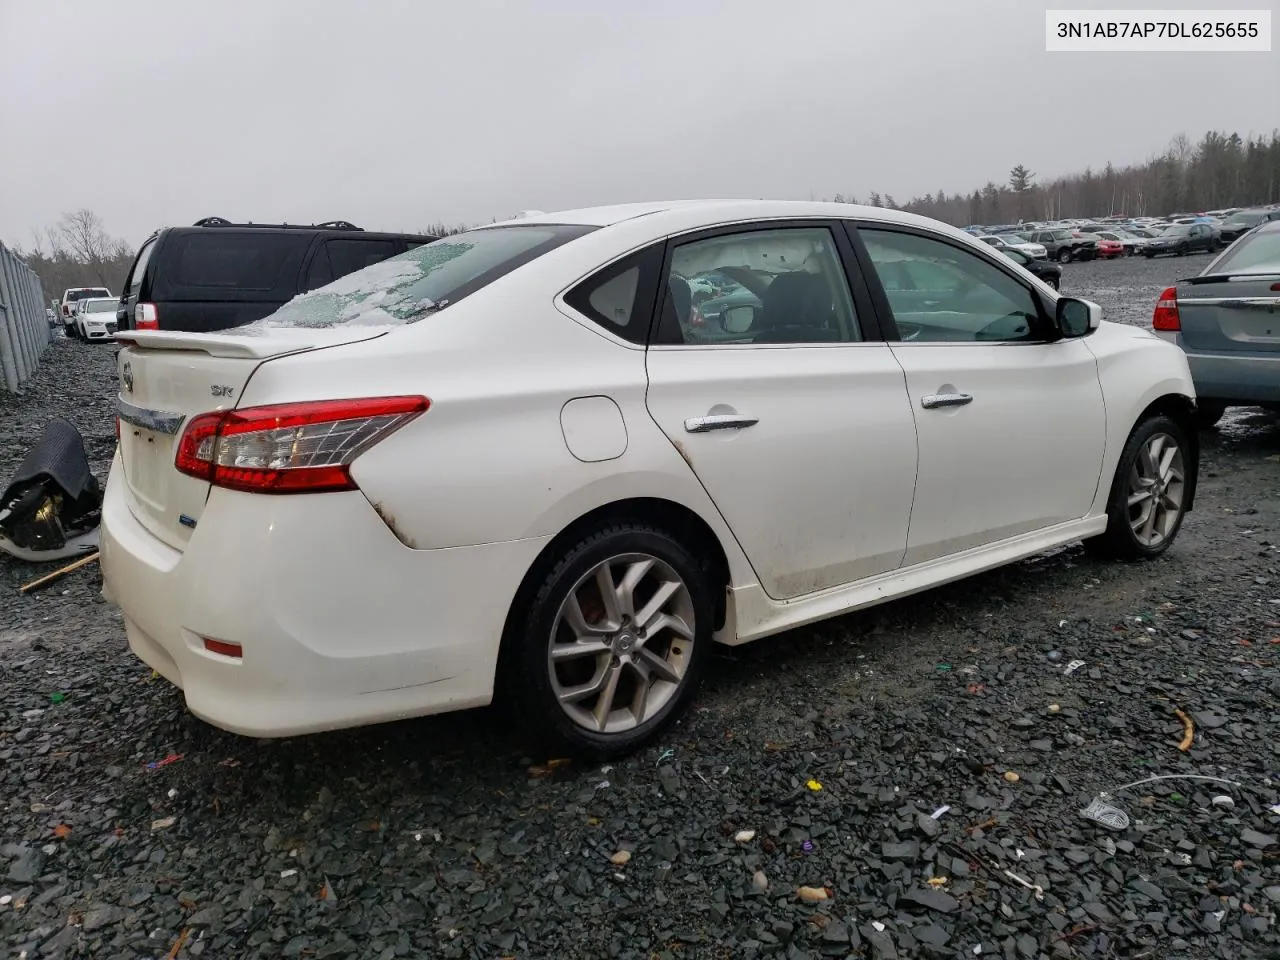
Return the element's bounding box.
[1126,432,1186,548]
[548,553,696,734]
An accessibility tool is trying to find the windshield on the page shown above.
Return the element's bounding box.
[254,224,596,329]
[1209,228,1280,274]
[85,299,116,313]
[1161,226,1191,237]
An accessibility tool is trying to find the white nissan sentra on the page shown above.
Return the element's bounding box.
[102,200,1201,759]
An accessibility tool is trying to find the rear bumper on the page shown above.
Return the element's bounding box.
[1183,349,1280,404]
[99,451,551,737]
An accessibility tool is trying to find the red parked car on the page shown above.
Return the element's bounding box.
[1078,232,1125,259]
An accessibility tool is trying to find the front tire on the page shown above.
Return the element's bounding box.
[500,523,714,760]
[1084,415,1191,560]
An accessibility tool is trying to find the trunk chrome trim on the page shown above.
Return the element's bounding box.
[117,396,186,435]
[1179,296,1280,308]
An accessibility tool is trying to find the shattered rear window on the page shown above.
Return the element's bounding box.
[251,224,596,330]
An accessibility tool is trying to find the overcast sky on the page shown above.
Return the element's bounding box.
[1,0,1276,247]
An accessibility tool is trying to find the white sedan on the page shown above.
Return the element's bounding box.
[74,297,121,341]
[101,200,1201,759]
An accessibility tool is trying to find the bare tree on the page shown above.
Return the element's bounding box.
[57,209,119,284]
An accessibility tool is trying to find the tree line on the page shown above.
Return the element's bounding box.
[16,210,136,306]
[830,129,1280,226]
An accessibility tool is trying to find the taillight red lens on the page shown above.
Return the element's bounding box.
[174,396,429,494]
[1152,286,1180,331]
[135,303,159,330]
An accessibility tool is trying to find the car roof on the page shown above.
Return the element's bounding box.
[483,199,946,232]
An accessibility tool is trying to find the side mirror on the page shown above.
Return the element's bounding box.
[720,304,757,334]
[1056,296,1101,337]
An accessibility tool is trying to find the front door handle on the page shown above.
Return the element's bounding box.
[921,393,973,409]
[684,414,759,433]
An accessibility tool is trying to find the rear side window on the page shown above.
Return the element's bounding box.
[325,238,399,279]
[256,224,597,329]
[168,233,303,290]
[563,247,663,344]
[1210,227,1280,274]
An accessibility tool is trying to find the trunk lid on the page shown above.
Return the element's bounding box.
[1175,275,1280,353]
[114,326,389,549]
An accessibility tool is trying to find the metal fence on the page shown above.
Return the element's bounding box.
[0,242,52,393]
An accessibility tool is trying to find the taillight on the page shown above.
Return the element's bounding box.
[135,303,158,330]
[1152,286,1180,331]
[174,396,429,494]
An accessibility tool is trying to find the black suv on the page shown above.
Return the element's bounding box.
[1025,229,1097,264]
[116,217,438,333]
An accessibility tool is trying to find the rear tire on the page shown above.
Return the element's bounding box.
[1084,415,1191,561]
[499,523,715,761]
[1057,248,1072,264]
[1193,401,1227,429]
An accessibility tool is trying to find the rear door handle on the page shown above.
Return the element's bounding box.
[684,414,759,433]
[921,393,973,409]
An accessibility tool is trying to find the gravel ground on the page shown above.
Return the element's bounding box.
[2,256,1279,960]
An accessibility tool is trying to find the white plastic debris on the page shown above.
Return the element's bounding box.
[734,830,756,843]
[280,869,297,878]
[0,895,11,906]
[167,788,177,799]
[930,805,951,819]
[1270,804,1280,815]
[1063,659,1087,676]
[1080,797,1131,831]
[1212,795,1235,810]
[150,816,176,831]
[872,921,886,932]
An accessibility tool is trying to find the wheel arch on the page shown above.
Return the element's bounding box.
[498,497,736,675]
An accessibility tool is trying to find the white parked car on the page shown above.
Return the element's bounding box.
[60,286,112,335]
[74,297,121,341]
[101,200,1202,759]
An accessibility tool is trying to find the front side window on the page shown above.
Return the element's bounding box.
[656,227,860,345]
[860,229,1042,343]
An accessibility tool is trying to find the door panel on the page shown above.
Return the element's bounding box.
[889,341,1105,565]
[646,345,918,598]
[853,224,1107,566]
[644,222,917,600]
